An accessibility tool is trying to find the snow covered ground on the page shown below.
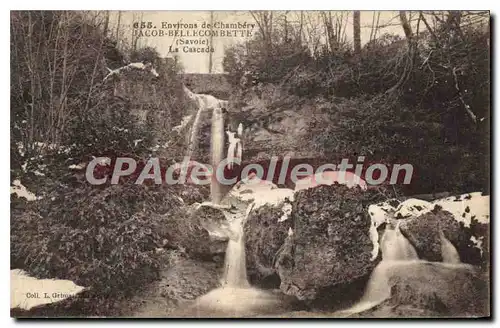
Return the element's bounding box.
[10,180,39,201]
[11,269,86,310]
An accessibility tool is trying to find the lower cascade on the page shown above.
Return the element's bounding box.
[183,175,480,318]
[440,231,461,264]
[189,205,282,317]
[339,221,468,316]
[340,222,420,315]
[222,219,249,287]
[380,221,419,261]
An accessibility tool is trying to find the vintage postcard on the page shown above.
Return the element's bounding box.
[10,10,490,318]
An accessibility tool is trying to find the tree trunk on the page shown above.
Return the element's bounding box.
[353,11,361,53]
[399,10,413,40]
[103,11,110,37]
[385,11,416,94]
[116,11,122,41]
[208,11,214,73]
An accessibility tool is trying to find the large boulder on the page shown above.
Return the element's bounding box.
[160,205,229,260]
[245,183,383,300]
[349,261,489,318]
[386,262,489,316]
[244,204,292,286]
[399,211,451,262]
[399,209,488,267]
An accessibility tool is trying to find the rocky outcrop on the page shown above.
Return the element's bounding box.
[130,256,222,318]
[399,209,488,267]
[226,86,332,161]
[399,211,449,262]
[160,205,228,260]
[386,262,489,316]
[369,193,489,267]
[244,204,292,285]
[244,184,383,300]
[350,261,489,318]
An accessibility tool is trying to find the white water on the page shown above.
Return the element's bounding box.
[222,218,249,287]
[339,223,419,315]
[185,104,205,160]
[368,193,489,261]
[440,232,461,264]
[210,107,225,204]
[340,221,465,316]
[191,204,281,317]
[381,222,419,261]
[183,84,227,162]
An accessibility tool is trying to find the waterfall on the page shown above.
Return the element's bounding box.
[186,106,204,159]
[222,216,250,287]
[184,85,205,160]
[339,220,469,317]
[339,222,419,315]
[381,221,419,261]
[190,203,281,317]
[440,231,461,264]
[182,82,227,204]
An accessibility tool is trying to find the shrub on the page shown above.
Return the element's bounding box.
[311,95,488,195]
[11,182,189,314]
[223,16,489,196]
[11,11,189,187]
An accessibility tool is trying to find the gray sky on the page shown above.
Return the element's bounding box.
[109,11,423,73]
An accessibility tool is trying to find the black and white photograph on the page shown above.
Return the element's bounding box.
[9,10,491,318]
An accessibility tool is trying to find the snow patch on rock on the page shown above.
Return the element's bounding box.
[279,203,293,222]
[294,171,367,192]
[10,180,39,201]
[230,175,295,208]
[470,236,484,256]
[394,199,433,219]
[366,193,489,260]
[433,192,489,227]
[69,163,86,170]
[228,175,295,228]
[368,201,397,228]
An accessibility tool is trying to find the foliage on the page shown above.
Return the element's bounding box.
[10,11,204,316]
[11,11,188,183]
[223,12,490,195]
[223,38,312,90]
[12,184,177,288]
[10,183,195,315]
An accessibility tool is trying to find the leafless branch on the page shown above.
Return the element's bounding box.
[452,67,477,123]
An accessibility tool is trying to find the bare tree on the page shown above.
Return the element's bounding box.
[250,11,274,51]
[353,11,361,53]
[299,11,304,44]
[103,11,110,36]
[368,11,381,42]
[385,11,418,95]
[208,11,214,73]
[10,10,116,155]
[131,12,144,51]
[320,11,349,53]
[115,11,122,40]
